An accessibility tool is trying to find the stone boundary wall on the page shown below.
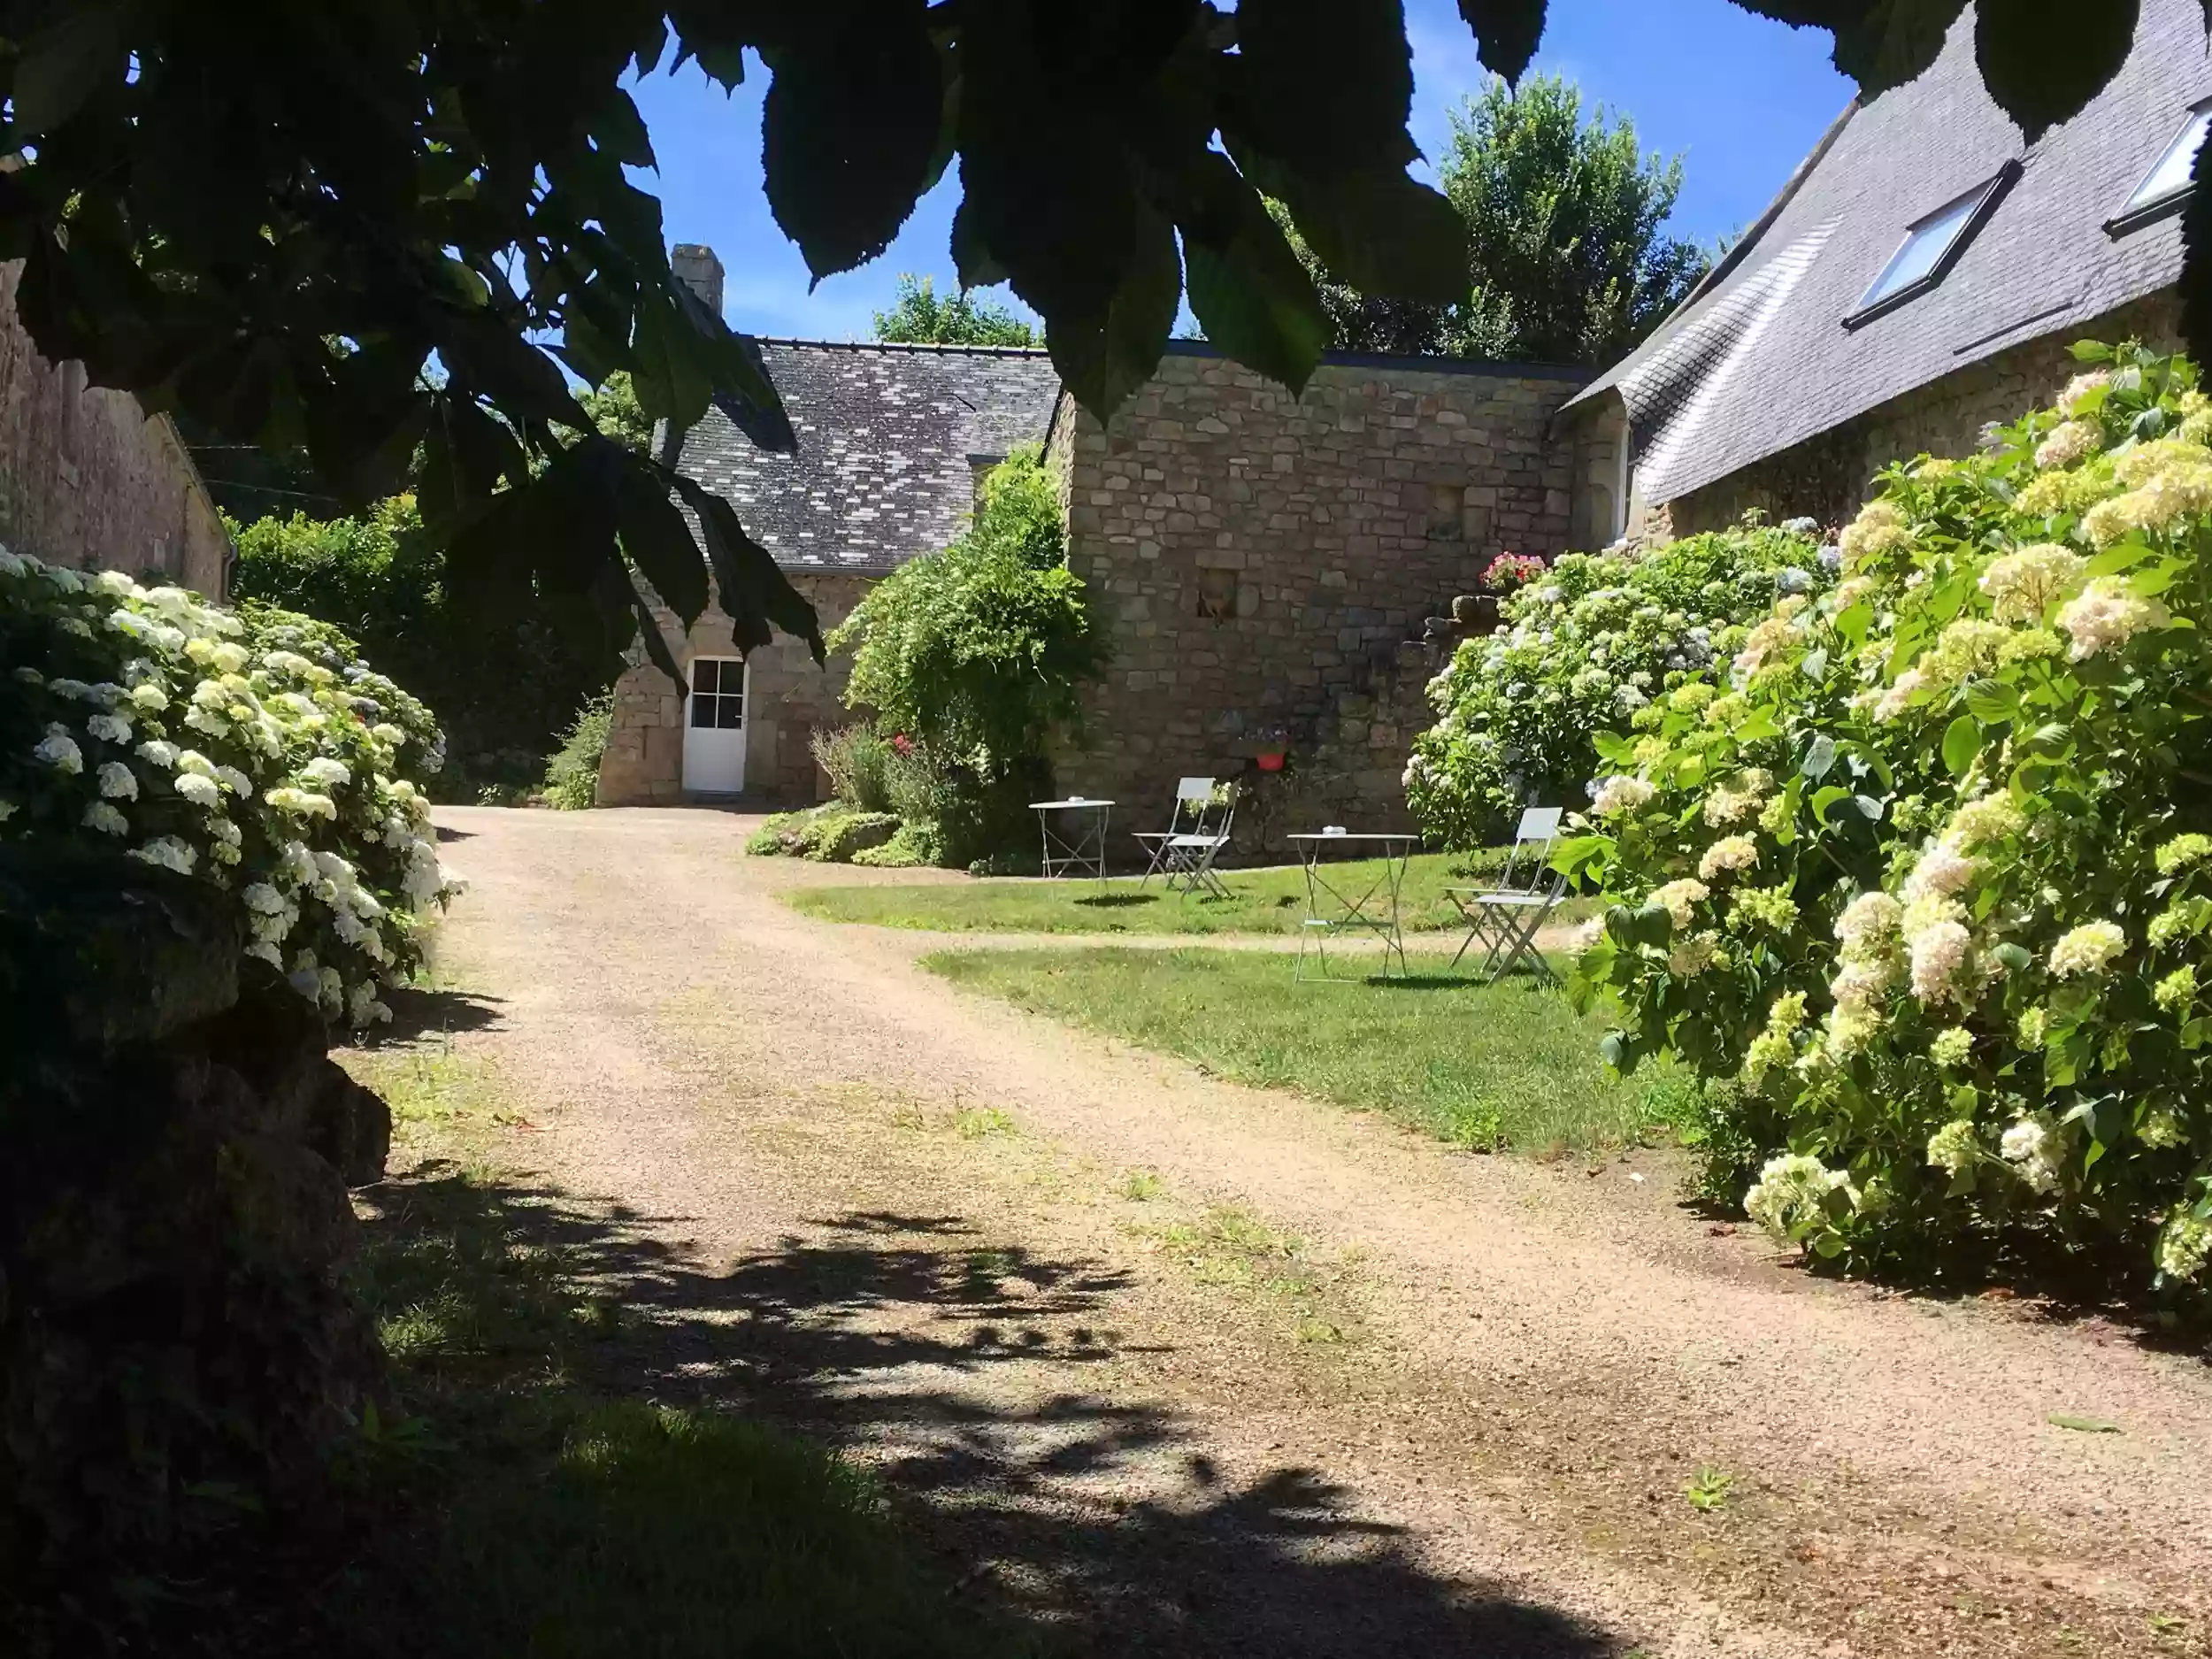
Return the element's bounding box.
[1655,293,2183,537]
[1050,348,1583,839]
[0,262,230,599]
[596,572,870,806]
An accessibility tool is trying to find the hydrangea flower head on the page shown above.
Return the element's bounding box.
[2032,420,2098,471]
[2155,833,2212,875]
[1650,879,1709,926]
[2153,964,2196,1014]
[2001,1112,2066,1194]
[1587,775,1655,818]
[1925,1119,1979,1175]
[1698,835,1759,882]
[1744,1153,1857,1242]
[2048,920,2125,978]
[1978,544,2085,623]
[2057,577,2171,659]
[33,724,82,774]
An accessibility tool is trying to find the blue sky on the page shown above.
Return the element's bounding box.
[629,1,1855,342]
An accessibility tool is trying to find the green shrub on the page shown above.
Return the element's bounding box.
[746,805,846,858]
[1407,522,1831,848]
[810,722,897,813]
[829,449,1102,865]
[851,818,944,868]
[1,561,461,1025]
[540,692,614,810]
[808,811,901,863]
[229,495,617,800]
[1561,342,2212,1302]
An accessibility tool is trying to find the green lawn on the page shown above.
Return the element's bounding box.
[925,946,1673,1153]
[789,849,1596,938]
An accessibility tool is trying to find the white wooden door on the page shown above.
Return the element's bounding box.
[680,656,748,794]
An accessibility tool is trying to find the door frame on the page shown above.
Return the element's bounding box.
[680,653,750,795]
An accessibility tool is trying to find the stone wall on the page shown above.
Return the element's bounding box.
[0,263,231,599]
[1050,345,1582,838]
[595,572,868,806]
[1655,293,2183,537]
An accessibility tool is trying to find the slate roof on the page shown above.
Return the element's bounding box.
[672,340,1062,575]
[1564,0,2211,508]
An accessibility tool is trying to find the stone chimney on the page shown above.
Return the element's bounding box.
[670,243,726,316]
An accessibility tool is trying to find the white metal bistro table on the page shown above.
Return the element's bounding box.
[1030,796,1116,882]
[1289,830,1417,980]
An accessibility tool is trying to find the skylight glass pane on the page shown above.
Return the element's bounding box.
[1862,182,1993,309]
[2126,102,2212,211]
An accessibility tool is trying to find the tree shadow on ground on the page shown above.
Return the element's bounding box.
[366,982,507,1044]
[351,1165,1627,1657]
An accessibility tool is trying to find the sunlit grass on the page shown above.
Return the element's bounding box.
[927,946,1674,1153]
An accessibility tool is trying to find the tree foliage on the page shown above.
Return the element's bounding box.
[1443,76,1710,366]
[1276,74,1710,366]
[872,275,1036,348]
[0,0,2195,688]
[228,499,616,795]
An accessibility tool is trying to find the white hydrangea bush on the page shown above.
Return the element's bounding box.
[1562,343,2212,1300]
[1406,523,1832,849]
[1,557,461,1026]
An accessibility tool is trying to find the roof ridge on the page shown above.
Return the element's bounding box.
[752,335,1051,357]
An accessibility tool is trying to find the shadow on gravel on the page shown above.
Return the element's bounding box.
[349,1167,1625,1659]
[370,982,508,1045]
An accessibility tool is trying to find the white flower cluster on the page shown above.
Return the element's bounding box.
[1,554,456,1025]
[1744,1152,1856,1243]
[2000,1111,2066,1196]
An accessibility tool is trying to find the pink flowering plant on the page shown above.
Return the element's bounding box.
[1,557,463,1026]
[1560,343,2212,1300]
[1479,550,1548,594]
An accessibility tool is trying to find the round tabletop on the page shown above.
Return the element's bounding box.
[1287,831,1417,841]
[1030,798,1116,810]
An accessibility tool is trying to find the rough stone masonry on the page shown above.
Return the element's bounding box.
[1047,344,1586,841]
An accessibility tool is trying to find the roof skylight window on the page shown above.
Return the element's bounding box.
[2108,98,2212,236]
[1847,164,2020,328]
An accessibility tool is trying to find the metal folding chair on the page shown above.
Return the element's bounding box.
[1445,807,1566,985]
[1162,792,1236,899]
[1134,778,1217,887]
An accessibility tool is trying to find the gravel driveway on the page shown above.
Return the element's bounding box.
[419,803,2212,1659]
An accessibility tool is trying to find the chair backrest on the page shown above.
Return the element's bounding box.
[1168,776,1217,834]
[1495,806,1563,895]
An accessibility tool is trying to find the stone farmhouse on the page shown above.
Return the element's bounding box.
[600,0,2206,834]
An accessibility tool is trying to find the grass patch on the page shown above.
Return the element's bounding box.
[926,946,1670,1153]
[1148,1203,1360,1345]
[788,849,1596,938]
[321,1030,1025,1656]
[342,1040,506,1134]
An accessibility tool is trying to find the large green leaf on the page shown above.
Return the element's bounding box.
[1045,196,1184,420]
[1231,0,1417,172]
[761,6,945,280]
[1975,0,2139,142]
[1455,0,1548,81]
[670,473,826,662]
[1735,1,1968,95]
[8,1,124,138]
[1233,145,1468,304]
[1181,153,1330,396]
